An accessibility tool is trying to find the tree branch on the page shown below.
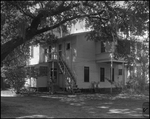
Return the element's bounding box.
[8,2,35,19]
[35,16,81,35]
[35,12,108,35]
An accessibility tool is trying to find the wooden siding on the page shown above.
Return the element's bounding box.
[74,33,126,89]
[29,32,127,89]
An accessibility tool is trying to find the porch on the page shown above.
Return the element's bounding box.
[96,58,127,88]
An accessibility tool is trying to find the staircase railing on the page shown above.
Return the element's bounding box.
[105,77,121,89]
[50,52,78,93]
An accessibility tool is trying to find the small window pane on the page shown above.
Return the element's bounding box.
[118,69,122,75]
[100,68,105,82]
[39,66,48,76]
[49,46,51,53]
[59,44,62,50]
[44,49,48,54]
[84,67,89,82]
[110,68,114,82]
[66,43,70,50]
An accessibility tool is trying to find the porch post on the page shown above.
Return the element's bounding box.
[110,54,113,94]
[30,66,31,93]
[52,61,54,93]
[122,62,125,87]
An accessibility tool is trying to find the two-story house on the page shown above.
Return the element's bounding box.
[26,31,128,93]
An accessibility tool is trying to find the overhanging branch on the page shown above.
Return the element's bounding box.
[35,12,108,35]
[35,15,85,35]
[8,2,35,19]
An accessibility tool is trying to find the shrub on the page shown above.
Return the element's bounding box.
[122,75,149,95]
[4,67,26,93]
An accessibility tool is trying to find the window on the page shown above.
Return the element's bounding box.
[39,66,48,76]
[49,46,51,53]
[118,69,122,75]
[100,68,105,82]
[84,67,89,82]
[66,43,70,50]
[31,67,35,77]
[44,49,48,54]
[59,44,62,50]
[101,42,105,53]
[110,68,114,82]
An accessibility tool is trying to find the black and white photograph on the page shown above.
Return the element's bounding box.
[1,1,149,118]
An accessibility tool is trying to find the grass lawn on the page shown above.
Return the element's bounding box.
[1,90,149,118]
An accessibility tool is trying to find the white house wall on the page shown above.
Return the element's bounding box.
[29,45,40,65]
[76,33,96,89]
[37,76,48,87]
[28,32,128,89]
[76,33,96,61]
[36,63,48,87]
[39,45,46,63]
[74,32,126,89]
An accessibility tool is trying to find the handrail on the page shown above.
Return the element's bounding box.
[49,52,77,91]
[105,77,113,84]
[105,77,121,89]
[52,52,76,85]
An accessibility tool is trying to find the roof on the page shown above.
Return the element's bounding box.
[57,31,90,42]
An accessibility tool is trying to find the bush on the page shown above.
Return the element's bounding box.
[4,67,26,93]
[122,75,149,95]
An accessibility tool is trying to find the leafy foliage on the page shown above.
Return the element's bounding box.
[4,67,26,93]
[1,1,118,62]
[26,66,39,79]
[1,1,149,62]
[1,1,149,91]
[2,43,30,67]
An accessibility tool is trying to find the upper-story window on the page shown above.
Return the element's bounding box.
[44,49,48,54]
[100,68,105,82]
[84,66,90,82]
[59,44,62,51]
[118,69,122,75]
[101,42,105,53]
[49,46,51,53]
[66,43,70,50]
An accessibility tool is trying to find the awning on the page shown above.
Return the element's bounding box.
[96,59,127,64]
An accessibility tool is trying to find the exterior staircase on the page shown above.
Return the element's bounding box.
[57,55,80,94]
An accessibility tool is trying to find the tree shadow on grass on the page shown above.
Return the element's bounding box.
[55,93,147,118]
[2,93,148,118]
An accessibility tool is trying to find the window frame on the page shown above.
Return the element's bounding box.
[39,66,48,77]
[84,66,90,82]
[118,69,122,75]
[110,68,114,82]
[66,43,70,50]
[58,44,62,51]
[100,68,105,82]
